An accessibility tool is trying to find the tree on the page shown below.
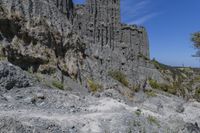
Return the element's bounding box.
[191,32,200,57]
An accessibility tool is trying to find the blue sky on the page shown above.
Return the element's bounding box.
[74,0,200,67]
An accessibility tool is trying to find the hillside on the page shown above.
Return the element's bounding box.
[0,0,200,132]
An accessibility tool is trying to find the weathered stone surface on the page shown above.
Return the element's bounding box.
[0,61,34,90]
[0,0,200,133]
[74,0,149,57]
[55,0,74,22]
[0,0,85,78]
[0,0,157,86]
[72,0,155,87]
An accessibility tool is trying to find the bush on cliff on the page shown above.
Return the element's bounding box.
[149,79,177,95]
[52,80,64,90]
[195,88,200,102]
[108,70,129,87]
[87,79,103,92]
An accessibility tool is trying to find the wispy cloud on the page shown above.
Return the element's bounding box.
[128,12,160,25]
[121,0,160,25]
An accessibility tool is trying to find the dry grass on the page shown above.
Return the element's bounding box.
[108,70,129,87]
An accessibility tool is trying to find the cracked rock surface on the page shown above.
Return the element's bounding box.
[0,61,200,133]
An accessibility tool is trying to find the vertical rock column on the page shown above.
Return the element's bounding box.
[85,0,121,49]
[55,0,74,22]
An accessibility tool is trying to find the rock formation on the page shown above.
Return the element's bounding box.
[0,0,85,79]
[0,0,200,132]
[73,0,149,57]
[72,0,158,86]
[0,0,160,88]
[55,0,74,22]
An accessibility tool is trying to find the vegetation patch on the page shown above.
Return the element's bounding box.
[147,115,160,127]
[145,90,157,97]
[108,70,129,87]
[87,79,103,92]
[0,45,7,61]
[151,59,169,71]
[135,109,142,116]
[195,88,200,102]
[148,79,178,95]
[193,76,200,82]
[149,79,160,89]
[138,53,149,61]
[0,56,7,61]
[131,84,140,93]
[28,67,34,74]
[52,80,64,90]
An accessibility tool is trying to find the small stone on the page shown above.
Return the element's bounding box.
[176,104,185,113]
[36,93,45,99]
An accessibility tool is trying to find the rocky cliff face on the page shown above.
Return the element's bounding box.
[72,0,159,87]
[55,0,74,22]
[0,0,85,79]
[0,0,162,89]
[0,0,200,132]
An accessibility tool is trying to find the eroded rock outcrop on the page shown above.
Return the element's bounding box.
[0,61,34,90]
[0,0,162,90]
[0,0,85,78]
[72,0,160,87]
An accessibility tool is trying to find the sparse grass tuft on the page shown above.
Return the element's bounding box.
[0,56,7,61]
[28,67,34,74]
[135,109,142,116]
[149,79,160,89]
[145,90,157,97]
[0,45,7,61]
[193,76,200,82]
[52,80,64,90]
[108,70,129,87]
[147,115,160,127]
[132,84,140,93]
[148,79,177,95]
[87,79,103,92]
[195,88,200,102]
[138,53,149,61]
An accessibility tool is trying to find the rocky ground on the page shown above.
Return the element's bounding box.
[0,61,200,133]
[0,0,200,132]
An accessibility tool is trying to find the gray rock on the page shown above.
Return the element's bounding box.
[182,123,200,133]
[0,0,199,133]
[176,103,185,113]
[0,61,34,90]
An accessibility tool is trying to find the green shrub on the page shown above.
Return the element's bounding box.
[28,67,33,74]
[135,109,142,116]
[0,45,6,61]
[149,79,160,89]
[108,70,129,87]
[145,90,157,97]
[0,56,7,61]
[149,79,177,95]
[87,79,103,92]
[132,84,140,93]
[167,86,177,95]
[195,88,200,102]
[193,76,200,82]
[138,53,149,61]
[147,115,160,127]
[52,80,64,90]
[34,73,43,82]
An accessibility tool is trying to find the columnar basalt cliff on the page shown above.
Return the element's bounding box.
[74,0,149,58]
[0,0,162,87]
[55,0,74,22]
[72,0,159,85]
[1,0,200,132]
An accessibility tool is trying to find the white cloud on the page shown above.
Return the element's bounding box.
[128,12,160,25]
[121,0,160,25]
